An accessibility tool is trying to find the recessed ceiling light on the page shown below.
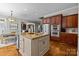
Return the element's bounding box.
[35,13,38,15]
[24,9,27,11]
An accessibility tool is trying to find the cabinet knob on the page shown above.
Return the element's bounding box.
[43,41,45,44]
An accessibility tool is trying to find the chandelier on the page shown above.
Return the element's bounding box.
[8,11,15,22]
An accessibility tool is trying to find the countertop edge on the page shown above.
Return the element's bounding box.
[21,34,49,40]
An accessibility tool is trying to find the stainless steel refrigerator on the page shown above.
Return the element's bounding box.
[42,24,50,34]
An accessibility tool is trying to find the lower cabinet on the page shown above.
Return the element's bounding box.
[50,36,60,41]
[60,32,67,43]
[19,36,24,55]
[19,35,50,56]
[39,36,49,56]
[60,32,77,47]
[19,36,31,56]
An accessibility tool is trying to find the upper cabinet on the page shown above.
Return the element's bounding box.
[42,14,78,28]
[72,14,78,28]
[50,14,62,25]
[62,14,78,28]
[50,16,56,24]
[42,17,50,24]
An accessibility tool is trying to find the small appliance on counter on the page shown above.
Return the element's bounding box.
[61,28,66,32]
[66,28,78,34]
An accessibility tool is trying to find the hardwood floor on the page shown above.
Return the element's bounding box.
[45,41,77,56]
[0,45,19,56]
[0,41,77,56]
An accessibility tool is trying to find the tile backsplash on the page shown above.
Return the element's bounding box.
[66,28,78,34]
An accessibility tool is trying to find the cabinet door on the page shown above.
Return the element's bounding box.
[50,36,60,41]
[51,17,56,24]
[60,33,67,43]
[55,16,59,25]
[46,18,50,24]
[63,14,78,28]
[51,15,62,25]
[19,36,24,55]
[39,36,49,55]
[66,16,72,27]
[66,34,77,46]
[56,15,61,25]
[60,33,77,46]
[22,38,25,54]
[62,17,66,28]
[24,38,31,56]
[42,18,50,24]
[72,15,78,28]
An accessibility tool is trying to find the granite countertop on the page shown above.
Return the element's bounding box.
[61,32,78,34]
[21,32,49,40]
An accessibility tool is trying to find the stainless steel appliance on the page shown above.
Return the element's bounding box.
[51,25,60,37]
[42,24,50,34]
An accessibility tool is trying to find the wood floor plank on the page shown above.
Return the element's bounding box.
[0,45,19,56]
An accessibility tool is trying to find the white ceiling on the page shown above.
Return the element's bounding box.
[0,3,78,22]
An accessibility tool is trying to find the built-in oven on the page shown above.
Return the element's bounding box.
[51,31,60,37]
[51,25,60,37]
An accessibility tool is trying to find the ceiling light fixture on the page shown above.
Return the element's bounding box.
[24,9,27,11]
[8,11,15,22]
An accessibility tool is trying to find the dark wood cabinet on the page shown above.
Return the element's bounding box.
[50,36,60,41]
[66,33,77,46]
[72,14,78,28]
[62,17,66,28]
[50,14,62,25]
[50,14,62,41]
[51,16,56,24]
[42,17,50,24]
[66,16,72,27]
[56,15,62,25]
[60,32,77,47]
[60,32,67,43]
[62,14,78,28]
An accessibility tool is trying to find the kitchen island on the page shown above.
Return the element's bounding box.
[19,32,50,56]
